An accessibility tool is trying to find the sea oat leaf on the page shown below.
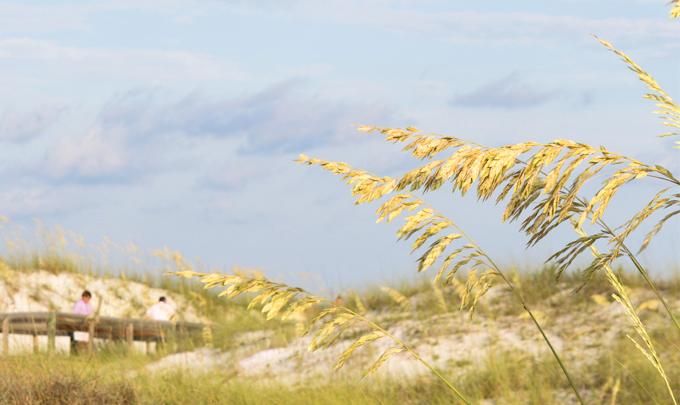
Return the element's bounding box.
[352,292,368,314]
[364,346,406,377]
[335,331,385,370]
[432,281,448,312]
[417,233,462,272]
[591,294,609,306]
[596,36,680,141]
[411,221,453,251]
[640,209,680,253]
[310,313,355,351]
[380,286,411,311]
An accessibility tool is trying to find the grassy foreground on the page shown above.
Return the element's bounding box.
[3,266,680,405]
[2,243,680,404]
[1,336,679,405]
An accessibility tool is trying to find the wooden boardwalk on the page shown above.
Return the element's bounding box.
[0,311,205,354]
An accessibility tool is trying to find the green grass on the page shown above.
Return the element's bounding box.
[0,355,137,405]
[3,246,680,404]
[2,328,679,405]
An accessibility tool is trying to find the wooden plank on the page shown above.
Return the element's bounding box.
[5,323,50,334]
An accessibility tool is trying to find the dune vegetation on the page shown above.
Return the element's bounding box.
[1,2,680,404]
[0,220,678,403]
[2,255,680,403]
[174,3,680,404]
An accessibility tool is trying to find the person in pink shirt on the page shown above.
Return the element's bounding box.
[71,290,93,353]
[72,290,93,316]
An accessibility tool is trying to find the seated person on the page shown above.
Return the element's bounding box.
[71,290,93,352]
[73,290,93,315]
[145,296,175,321]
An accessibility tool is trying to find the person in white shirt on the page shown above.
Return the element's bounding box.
[145,296,175,321]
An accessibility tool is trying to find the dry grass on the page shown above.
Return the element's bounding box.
[2,323,680,405]
[287,5,680,403]
[0,356,136,405]
[1,3,679,404]
[2,262,680,404]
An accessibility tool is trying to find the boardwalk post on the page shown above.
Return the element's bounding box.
[87,320,96,354]
[201,325,212,349]
[2,316,9,355]
[179,324,189,352]
[47,312,56,354]
[125,323,133,351]
[156,323,166,354]
[31,314,39,354]
[172,323,179,353]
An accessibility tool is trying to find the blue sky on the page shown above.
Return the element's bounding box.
[0,0,678,290]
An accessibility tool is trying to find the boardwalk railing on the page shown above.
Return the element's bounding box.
[0,312,205,354]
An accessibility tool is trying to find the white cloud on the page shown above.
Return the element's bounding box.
[451,73,559,109]
[391,12,680,45]
[0,1,215,33]
[0,105,65,142]
[0,38,235,83]
[94,82,395,154]
[266,2,680,47]
[26,82,393,186]
[200,158,274,190]
[0,185,84,218]
[0,3,91,33]
[46,128,128,179]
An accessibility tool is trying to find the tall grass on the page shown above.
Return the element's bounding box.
[2,324,680,405]
[173,3,680,403]
[3,247,680,403]
[1,3,679,404]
